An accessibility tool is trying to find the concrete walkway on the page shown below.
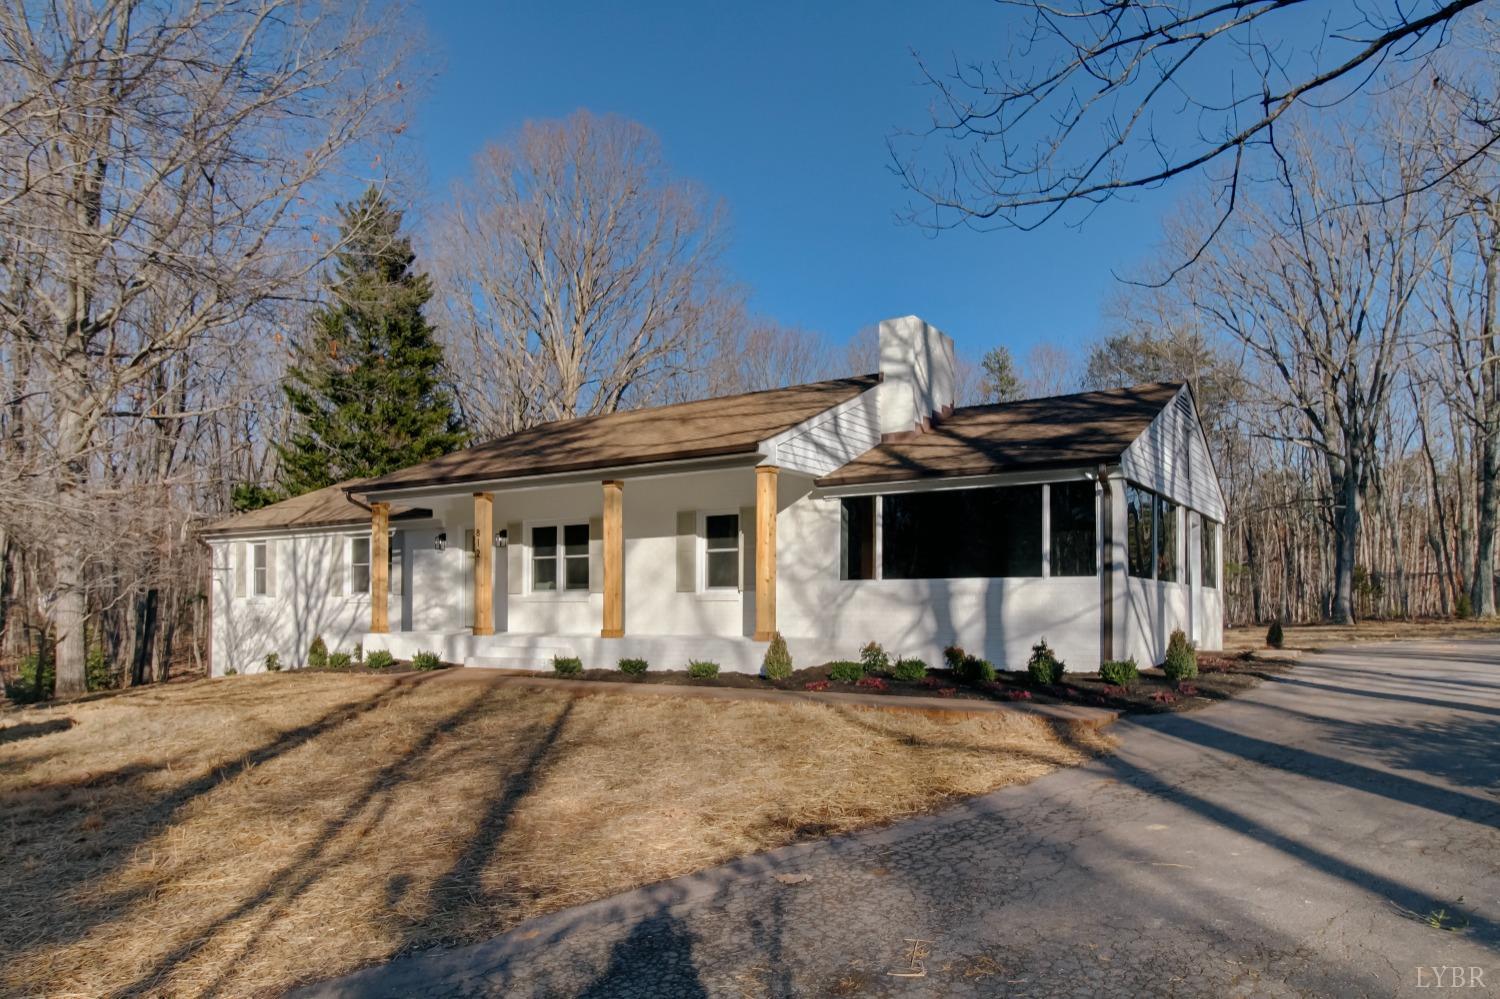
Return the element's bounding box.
[300,640,1500,998]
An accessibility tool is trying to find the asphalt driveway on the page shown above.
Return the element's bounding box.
[302,640,1500,998]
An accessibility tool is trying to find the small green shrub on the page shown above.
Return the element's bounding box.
[264,652,282,673]
[86,644,114,691]
[828,660,864,683]
[1027,639,1065,685]
[5,650,55,703]
[1266,619,1285,649]
[1163,629,1198,682]
[686,659,720,679]
[1456,593,1474,620]
[353,643,363,664]
[225,666,238,676]
[327,650,353,670]
[961,655,997,684]
[762,632,794,680]
[365,649,395,670]
[942,645,967,671]
[410,650,442,671]
[1098,658,1139,688]
[618,657,649,675]
[858,641,890,675]
[552,654,583,675]
[307,635,328,669]
[892,657,927,682]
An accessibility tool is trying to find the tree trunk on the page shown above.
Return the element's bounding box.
[1474,421,1500,616]
[130,589,159,687]
[53,547,87,697]
[1331,469,1360,625]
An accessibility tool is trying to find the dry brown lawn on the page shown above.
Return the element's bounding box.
[0,669,1109,997]
[1224,618,1500,653]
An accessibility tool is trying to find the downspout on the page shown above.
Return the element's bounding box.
[1098,466,1114,665]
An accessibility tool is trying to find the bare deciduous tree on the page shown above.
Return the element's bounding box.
[0,0,413,694]
[893,0,1490,240]
[1182,119,1433,624]
[434,112,742,438]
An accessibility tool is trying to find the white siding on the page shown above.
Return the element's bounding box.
[1120,387,1226,522]
[209,528,400,676]
[771,391,881,477]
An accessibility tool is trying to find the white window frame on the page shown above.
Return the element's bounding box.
[698,510,741,593]
[526,520,590,596]
[348,534,371,598]
[251,541,269,597]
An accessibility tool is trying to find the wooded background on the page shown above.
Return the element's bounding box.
[2,0,1497,695]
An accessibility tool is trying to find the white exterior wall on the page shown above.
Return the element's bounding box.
[208,528,407,676]
[779,475,1105,670]
[1116,388,1227,659]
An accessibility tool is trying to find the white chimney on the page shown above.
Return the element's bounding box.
[877,315,957,437]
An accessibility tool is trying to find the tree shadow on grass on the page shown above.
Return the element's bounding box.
[417,699,576,919]
[0,673,446,992]
[0,718,75,744]
[125,681,518,997]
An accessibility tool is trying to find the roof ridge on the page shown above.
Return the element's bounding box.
[949,380,1184,414]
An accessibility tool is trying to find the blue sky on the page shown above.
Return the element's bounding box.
[412,1,1184,363]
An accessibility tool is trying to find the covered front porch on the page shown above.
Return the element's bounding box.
[357,458,791,668]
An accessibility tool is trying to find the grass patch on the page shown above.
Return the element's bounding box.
[0,671,1110,996]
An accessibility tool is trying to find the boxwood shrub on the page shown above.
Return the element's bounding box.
[1162,629,1198,683]
[307,635,328,669]
[892,657,927,682]
[827,660,864,684]
[1027,639,1065,685]
[762,632,793,680]
[410,650,443,671]
[326,650,353,670]
[686,659,720,679]
[618,657,649,675]
[1266,619,1285,649]
[1098,658,1139,688]
[961,655,996,684]
[365,649,395,670]
[553,655,583,676]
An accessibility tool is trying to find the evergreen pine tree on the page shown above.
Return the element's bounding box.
[278,188,465,495]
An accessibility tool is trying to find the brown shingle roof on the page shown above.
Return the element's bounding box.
[817,382,1182,487]
[354,375,881,494]
[200,480,430,536]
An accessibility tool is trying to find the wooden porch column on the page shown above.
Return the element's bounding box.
[370,502,390,633]
[473,492,494,636]
[602,479,624,637]
[755,465,778,641]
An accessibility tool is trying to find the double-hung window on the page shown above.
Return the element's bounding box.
[532,524,589,592]
[251,542,269,596]
[703,513,740,589]
[1201,518,1219,589]
[350,537,371,595]
[1125,484,1155,579]
[1156,497,1179,582]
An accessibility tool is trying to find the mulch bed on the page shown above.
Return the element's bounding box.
[505,652,1295,716]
